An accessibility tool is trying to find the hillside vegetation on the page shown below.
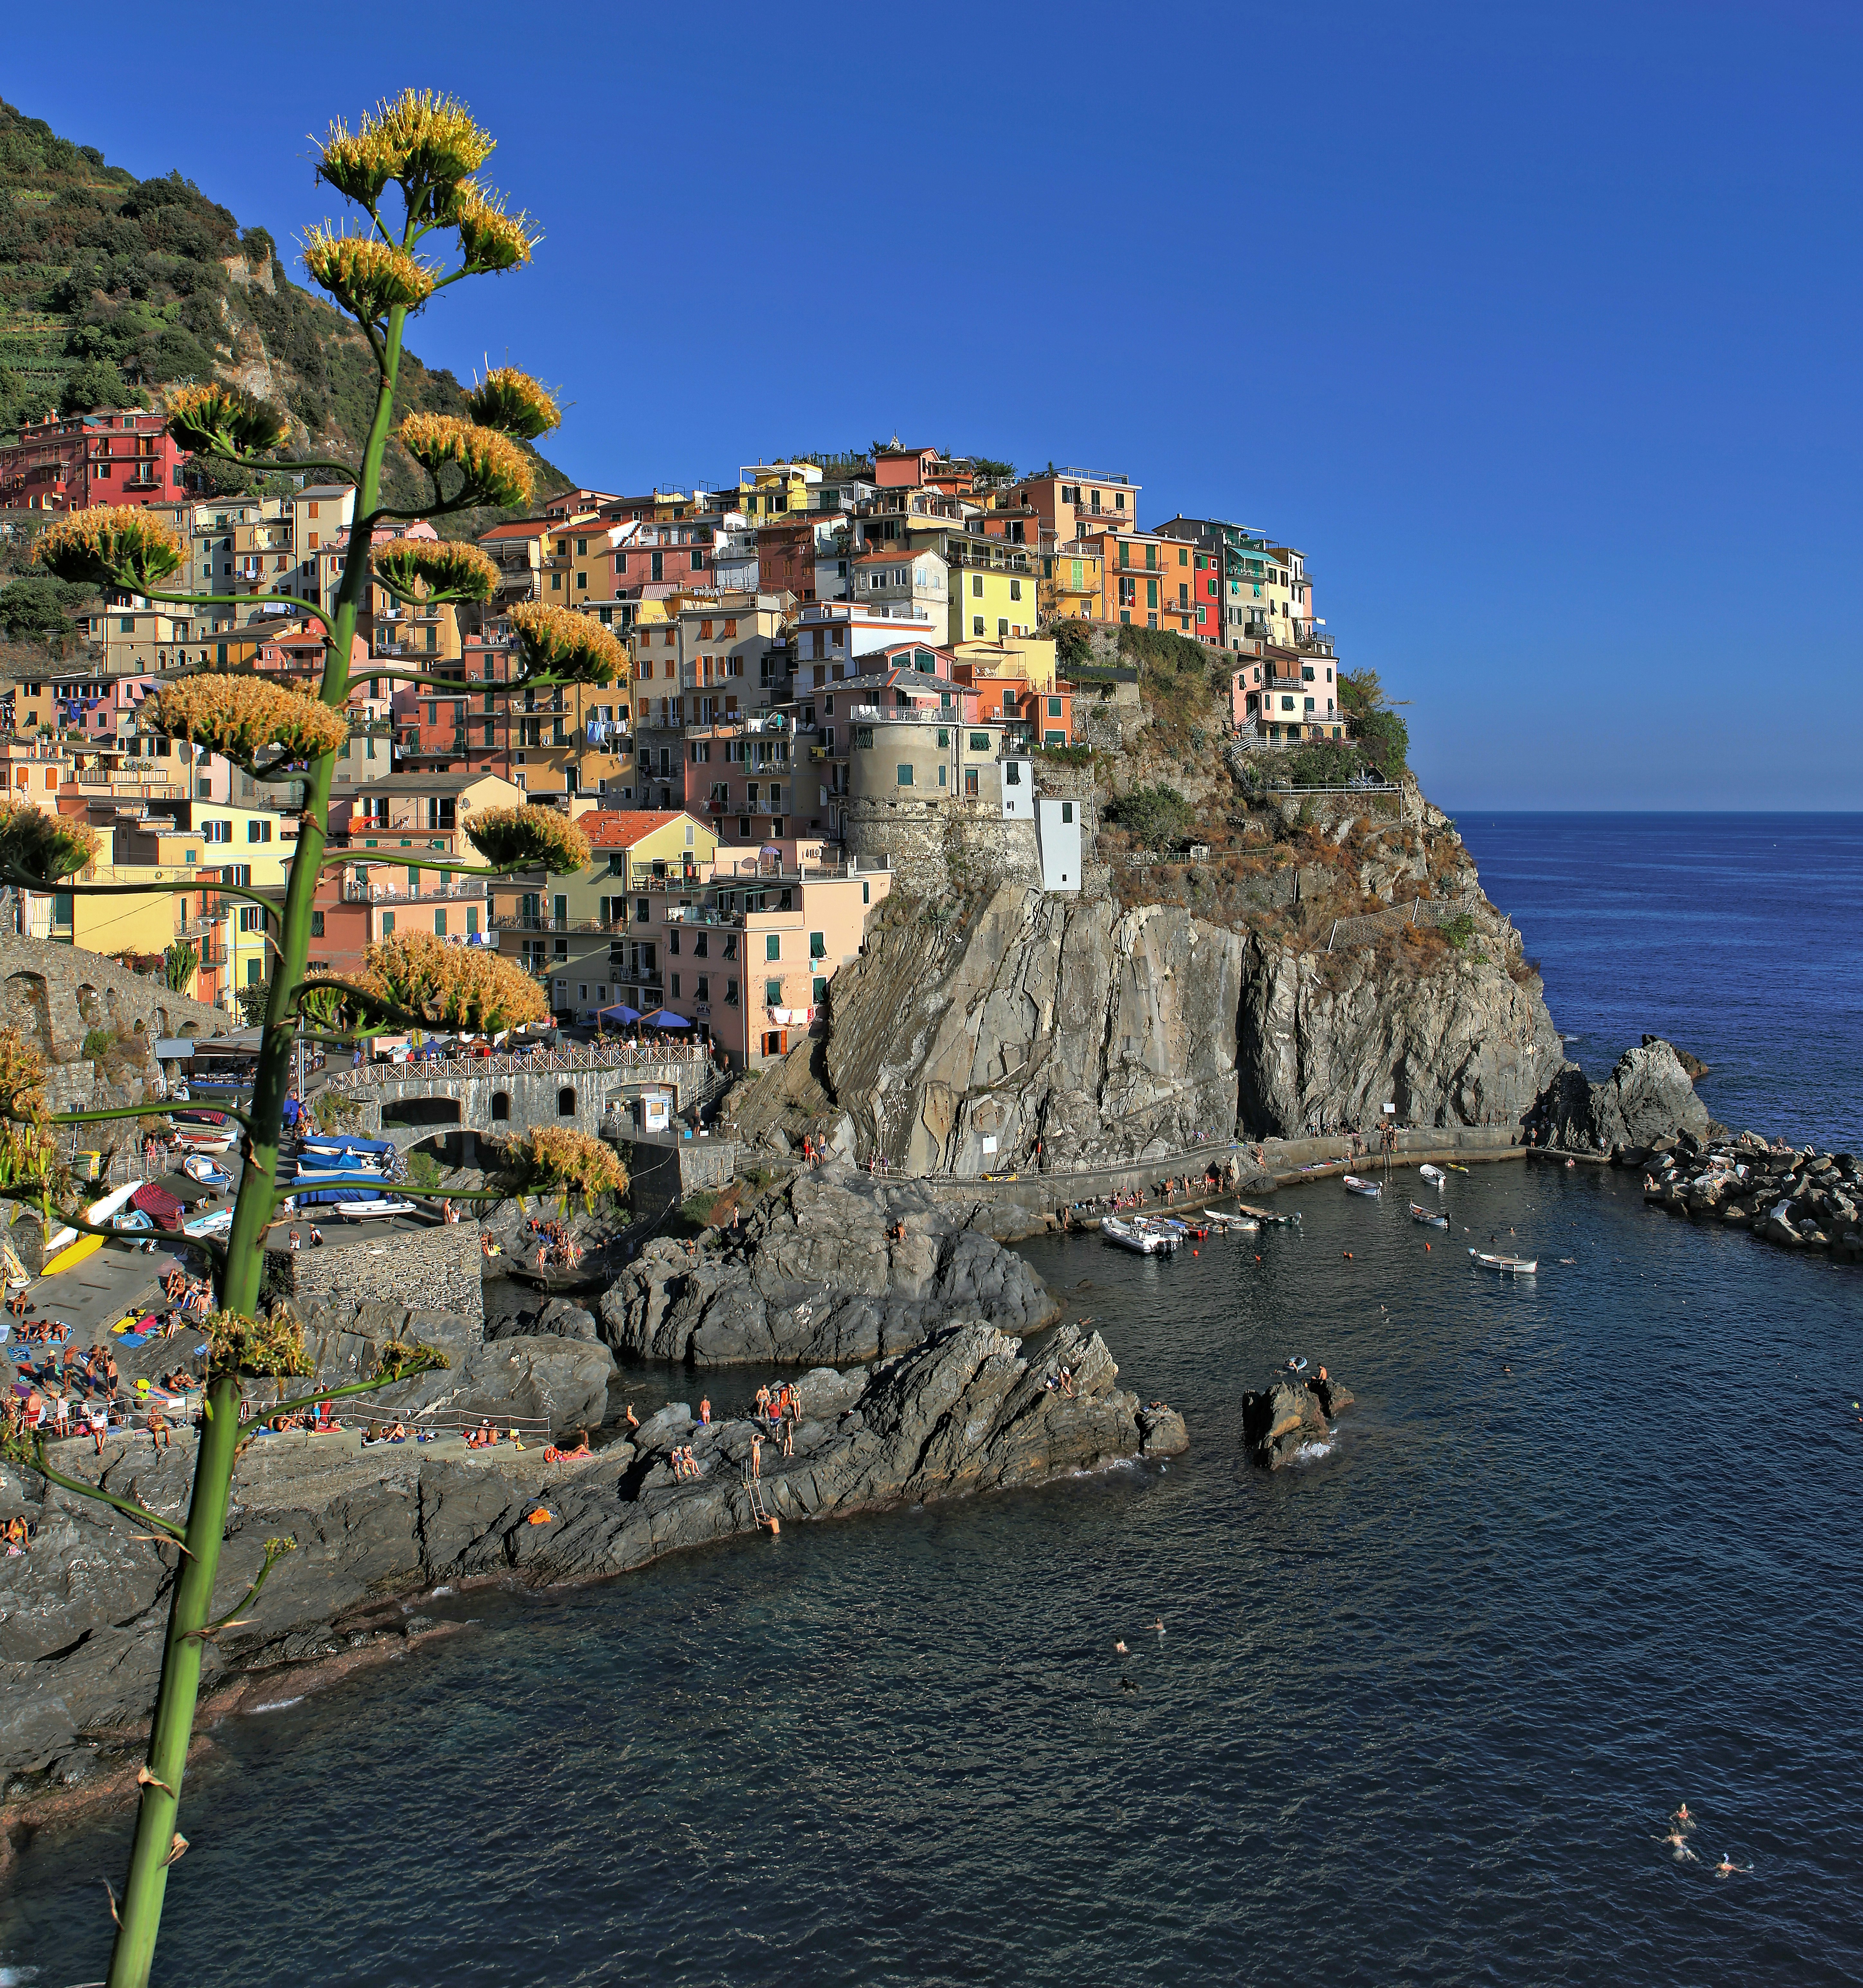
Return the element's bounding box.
[0,97,568,536]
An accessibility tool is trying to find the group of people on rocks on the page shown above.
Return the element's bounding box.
[526,1216,583,1272]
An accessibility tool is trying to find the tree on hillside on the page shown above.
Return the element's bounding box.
[1338,668,1410,776]
[0,91,629,1988]
[58,356,130,414]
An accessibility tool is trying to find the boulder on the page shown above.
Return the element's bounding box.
[1534,1039,1713,1153]
[1240,1370,1352,1469]
[380,1335,616,1435]
[598,1160,1056,1365]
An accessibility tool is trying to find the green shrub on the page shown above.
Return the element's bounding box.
[403,1148,443,1190]
[1442,913,1476,950]
[1107,782,1193,848]
[81,1026,117,1061]
[1035,741,1093,767]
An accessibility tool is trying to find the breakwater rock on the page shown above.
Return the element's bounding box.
[1241,1369,1355,1469]
[0,1322,1178,1788]
[1531,1037,1714,1155]
[1636,1136,1862,1262]
[599,1161,1056,1365]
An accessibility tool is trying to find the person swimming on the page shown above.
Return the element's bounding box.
[1657,1829,1697,1861]
[1671,1803,1695,1833]
[1713,1855,1751,1879]
[1114,1640,1127,1654]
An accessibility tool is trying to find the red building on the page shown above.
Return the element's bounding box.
[0,409,189,513]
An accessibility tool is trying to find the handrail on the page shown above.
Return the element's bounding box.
[329,1039,713,1091]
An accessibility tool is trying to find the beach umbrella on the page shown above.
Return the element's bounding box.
[639,1009,692,1029]
[599,1003,642,1023]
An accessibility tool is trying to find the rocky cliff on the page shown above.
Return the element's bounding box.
[0,1320,1182,1784]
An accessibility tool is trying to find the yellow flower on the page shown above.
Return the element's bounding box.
[448,184,540,276]
[205,1309,312,1380]
[147,676,350,774]
[0,798,100,882]
[503,1126,629,1204]
[508,601,628,688]
[465,804,591,875]
[315,120,399,207]
[36,505,183,591]
[364,89,495,191]
[302,228,437,323]
[165,382,292,459]
[397,413,535,510]
[361,930,547,1034]
[372,536,498,603]
[464,368,559,440]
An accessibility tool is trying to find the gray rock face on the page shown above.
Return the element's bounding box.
[1241,1371,1355,1469]
[599,1162,1056,1365]
[1535,1038,1714,1153]
[814,882,1561,1167]
[0,1321,1179,1782]
[386,1336,616,1435]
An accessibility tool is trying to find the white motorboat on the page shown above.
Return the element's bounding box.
[1418,1163,1447,1187]
[1469,1248,1537,1274]
[184,1207,234,1239]
[1101,1215,1176,1256]
[1410,1202,1450,1228]
[1343,1175,1381,1197]
[1203,1211,1261,1233]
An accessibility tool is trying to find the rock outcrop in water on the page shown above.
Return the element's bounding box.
[599,1161,1056,1365]
[1638,1136,1862,1261]
[0,1319,1179,1788]
[1241,1370,1355,1469]
[1531,1037,1715,1155]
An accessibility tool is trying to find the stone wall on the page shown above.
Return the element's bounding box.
[267,1219,484,1331]
[0,937,226,1064]
[348,1066,680,1155]
[628,1134,738,1218]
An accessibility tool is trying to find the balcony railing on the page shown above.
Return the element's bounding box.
[340,880,489,904]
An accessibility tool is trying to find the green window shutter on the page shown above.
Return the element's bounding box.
[897,763,913,786]
[1146,579,1158,608]
[766,933,781,961]
[809,931,826,958]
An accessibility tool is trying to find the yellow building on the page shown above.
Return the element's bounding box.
[948,549,1039,645]
[545,520,629,607]
[1042,543,1103,623]
[736,461,822,522]
[950,634,1059,695]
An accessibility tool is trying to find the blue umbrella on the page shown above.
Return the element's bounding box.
[639,1009,692,1029]
[599,1003,642,1023]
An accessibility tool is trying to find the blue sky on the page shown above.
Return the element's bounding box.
[10,1,1860,808]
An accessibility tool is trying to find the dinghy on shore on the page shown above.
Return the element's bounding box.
[1469,1247,1536,1274]
[1343,1174,1381,1197]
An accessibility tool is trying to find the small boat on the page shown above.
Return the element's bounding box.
[40,1232,103,1276]
[1101,1216,1174,1256]
[184,1207,234,1239]
[1343,1175,1381,1198]
[1236,1202,1301,1227]
[1445,1163,1470,1175]
[182,1154,231,1189]
[1410,1202,1450,1228]
[1282,1355,1308,1373]
[295,1190,419,1221]
[1469,1248,1536,1274]
[1418,1164,1447,1187]
[1203,1211,1261,1234]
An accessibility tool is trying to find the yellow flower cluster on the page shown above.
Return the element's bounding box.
[0,798,100,883]
[205,1308,312,1381]
[35,505,183,591]
[451,185,539,276]
[372,536,498,603]
[303,228,437,323]
[318,91,495,205]
[464,368,559,440]
[397,412,535,510]
[165,383,291,459]
[465,804,592,875]
[361,930,548,1035]
[508,1126,629,1206]
[507,601,628,688]
[146,676,350,772]
[0,1029,65,1215]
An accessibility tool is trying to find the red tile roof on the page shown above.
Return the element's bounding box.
[580,809,701,849]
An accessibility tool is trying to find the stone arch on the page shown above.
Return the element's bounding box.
[74,983,104,1028]
[556,1086,577,1117]
[1,971,53,1055]
[491,1091,511,1121]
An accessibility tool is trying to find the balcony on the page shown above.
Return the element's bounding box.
[340,880,490,904]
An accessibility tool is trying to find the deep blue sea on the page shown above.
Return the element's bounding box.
[5,816,1861,1988]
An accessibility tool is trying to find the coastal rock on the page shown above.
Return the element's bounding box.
[380,1335,616,1434]
[1646,1033,1710,1082]
[598,1161,1056,1365]
[0,1322,1166,1784]
[1534,1038,1714,1153]
[1240,1371,1352,1469]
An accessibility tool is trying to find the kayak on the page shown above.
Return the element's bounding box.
[41,1232,104,1276]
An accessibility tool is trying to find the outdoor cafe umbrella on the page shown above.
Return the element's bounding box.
[598,1003,643,1024]
[638,1009,692,1029]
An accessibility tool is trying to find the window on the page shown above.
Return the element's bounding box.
[1062,801,1074,823]
[765,978,782,1005]
[964,764,979,799]
[381,912,395,934]
[971,575,983,597]
[246,818,271,843]
[671,973,680,997]
[246,958,263,985]
[1005,761,1022,787]
[937,764,947,787]
[492,1091,511,1121]
[201,819,231,843]
[862,881,870,905]
[310,911,325,937]
[238,904,265,931]
[557,1087,577,1116]
[1009,579,1022,602]
[969,732,990,751]
[765,933,781,961]
[937,728,950,748]
[1048,697,1062,717]
[896,763,913,787]
[1146,579,1158,609]
[972,615,984,636]
[856,726,873,749]
[809,931,826,959]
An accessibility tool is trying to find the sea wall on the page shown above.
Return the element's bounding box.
[269,1221,484,1331]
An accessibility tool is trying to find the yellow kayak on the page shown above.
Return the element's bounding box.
[41,1232,104,1277]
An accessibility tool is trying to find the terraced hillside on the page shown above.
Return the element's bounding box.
[0,96,567,535]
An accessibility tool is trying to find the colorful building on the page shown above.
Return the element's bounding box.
[0,409,189,513]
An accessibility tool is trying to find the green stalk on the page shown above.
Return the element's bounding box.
[104,306,409,1988]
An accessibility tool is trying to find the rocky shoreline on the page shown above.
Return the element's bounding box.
[0,1315,1183,1828]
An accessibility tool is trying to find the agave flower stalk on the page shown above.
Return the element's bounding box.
[0,90,560,1988]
